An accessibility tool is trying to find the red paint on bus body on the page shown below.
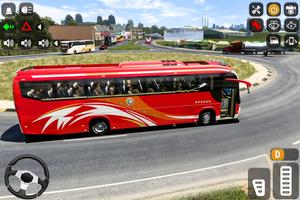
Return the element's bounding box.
[13,61,250,136]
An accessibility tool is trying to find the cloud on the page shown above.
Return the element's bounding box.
[0,0,125,24]
[204,5,213,11]
[60,5,76,11]
[160,6,193,17]
[224,15,239,20]
[98,0,196,13]
[98,0,197,18]
[195,0,205,4]
[34,3,77,23]
[98,0,159,9]
[141,13,159,24]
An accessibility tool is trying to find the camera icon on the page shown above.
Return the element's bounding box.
[285,3,298,16]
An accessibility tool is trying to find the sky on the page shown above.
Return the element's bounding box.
[0,0,296,28]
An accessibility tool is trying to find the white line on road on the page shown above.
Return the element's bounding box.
[63,134,128,142]
[292,140,300,145]
[0,154,265,199]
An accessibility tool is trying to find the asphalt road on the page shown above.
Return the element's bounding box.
[0,43,300,199]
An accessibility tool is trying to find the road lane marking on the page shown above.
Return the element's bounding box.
[292,140,300,145]
[63,134,128,142]
[0,154,265,199]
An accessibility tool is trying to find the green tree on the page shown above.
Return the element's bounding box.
[160,26,167,35]
[239,28,246,32]
[75,13,83,24]
[151,25,159,33]
[103,19,110,26]
[125,19,134,31]
[0,19,4,39]
[41,16,56,27]
[97,16,103,25]
[65,15,76,25]
[138,22,144,29]
[108,15,116,25]
[143,27,151,34]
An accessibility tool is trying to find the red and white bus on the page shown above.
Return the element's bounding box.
[13,60,251,139]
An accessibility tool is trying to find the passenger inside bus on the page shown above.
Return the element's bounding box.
[108,86,116,95]
[57,83,68,97]
[126,80,133,94]
[73,82,85,97]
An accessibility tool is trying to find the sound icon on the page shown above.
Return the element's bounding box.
[2,38,14,49]
[38,38,50,49]
[20,38,32,48]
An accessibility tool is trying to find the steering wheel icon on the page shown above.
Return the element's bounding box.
[4,155,50,199]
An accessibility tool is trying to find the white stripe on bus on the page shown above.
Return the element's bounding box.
[31,69,230,79]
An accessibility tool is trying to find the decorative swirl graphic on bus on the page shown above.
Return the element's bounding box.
[33,103,157,133]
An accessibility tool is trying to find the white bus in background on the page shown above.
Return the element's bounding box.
[60,40,96,54]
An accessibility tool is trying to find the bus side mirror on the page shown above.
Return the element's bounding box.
[224,78,251,94]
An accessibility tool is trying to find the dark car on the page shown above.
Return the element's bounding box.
[99,45,108,50]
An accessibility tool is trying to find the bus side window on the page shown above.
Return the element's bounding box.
[71,81,85,97]
[20,82,49,100]
[162,76,175,92]
[87,80,104,97]
[177,77,189,90]
[105,80,121,96]
[124,78,142,94]
[125,79,133,94]
[142,77,155,93]
[55,82,68,98]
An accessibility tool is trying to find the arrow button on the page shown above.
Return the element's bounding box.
[36,23,44,31]
[53,40,60,47]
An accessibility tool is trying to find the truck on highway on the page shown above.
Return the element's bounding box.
[223,41,285,55]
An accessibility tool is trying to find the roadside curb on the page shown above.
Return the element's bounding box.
[0,101,15,112]
[239,60,274,93]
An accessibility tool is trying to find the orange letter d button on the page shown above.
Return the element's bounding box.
[271,148,285,161]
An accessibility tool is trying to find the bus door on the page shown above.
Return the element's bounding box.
[221,87,236,118]
[221,78,251,118]
[211,78,241,118]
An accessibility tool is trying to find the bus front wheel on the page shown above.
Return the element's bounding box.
[90,119,109,136]
[199,111,215,125]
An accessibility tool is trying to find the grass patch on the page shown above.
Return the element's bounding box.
[172,187,249,200]
[0,48,59,56]
[208,32,270,43]
[110,41,149,50]
[0,52,255,100]
[155,40,213,50]
[156,40,179,47]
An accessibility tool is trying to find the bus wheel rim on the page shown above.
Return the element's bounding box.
[202,112,211,124]
[93,122,107,134]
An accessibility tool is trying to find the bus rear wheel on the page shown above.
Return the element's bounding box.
[90,120,109,136]
[199,111,215,125]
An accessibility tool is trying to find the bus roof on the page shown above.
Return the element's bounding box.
[16,61,232,80]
